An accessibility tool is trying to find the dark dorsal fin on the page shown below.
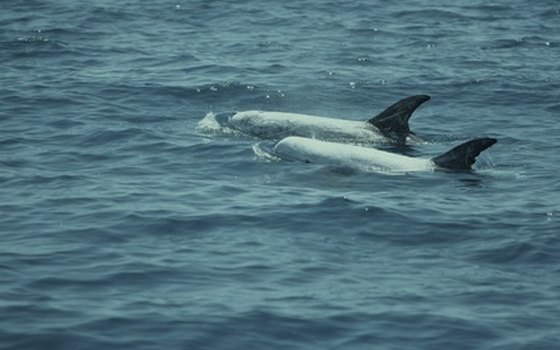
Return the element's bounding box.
[367,95,431,143]
[432,138,497,170]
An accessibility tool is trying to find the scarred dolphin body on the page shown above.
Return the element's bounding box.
[216,95,430,144]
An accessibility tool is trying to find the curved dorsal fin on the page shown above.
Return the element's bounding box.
[432,138,497,170]
[367,95,430,142]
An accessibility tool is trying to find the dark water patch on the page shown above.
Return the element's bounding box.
[186,310,350,350]
[73,127,156,148]
[0,136,35,150]
[97,164,165,178]
[253,198,414,237]
[359,219,482,246]
[480,36,555,50]
[26,264,183,293]
[0,303,83,328]
[47,118,86,130]
[140,52,200,68]
[184,310,502,350]
[111,212,263,236]
[339,312,500,350]
[470,239,560,265]
[0,332,143,350]
[181,65,247,82]
[11,174,89,187]
[452,288,545,310]
[545,103,560,113]
[393,9,469,22]
[538,7,560,19]
[80,4,140,25]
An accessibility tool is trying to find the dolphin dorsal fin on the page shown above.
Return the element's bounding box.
[367,95,430,142]
[432,138,497,170]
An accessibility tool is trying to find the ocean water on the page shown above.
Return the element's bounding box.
[1,0,559,349]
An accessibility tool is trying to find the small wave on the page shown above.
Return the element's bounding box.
[545,103,560,113]
[393,9,468,21]
[480,36,554,50]
[72,127,165,148]
[470,239,558,264]
[78,129,141,147]
[538,8,560,19]
[481,39,523,50]
[17,174,88,186]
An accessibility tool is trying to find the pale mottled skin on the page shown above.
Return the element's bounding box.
[229,111,386,143]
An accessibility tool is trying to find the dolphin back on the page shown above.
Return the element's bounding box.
[432,138,497,170]
[367,95,430,143]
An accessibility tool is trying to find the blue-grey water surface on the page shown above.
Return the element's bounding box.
[1,1,560,349]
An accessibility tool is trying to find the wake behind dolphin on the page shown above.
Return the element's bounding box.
[272,136,497,173]
[211,95,430,144]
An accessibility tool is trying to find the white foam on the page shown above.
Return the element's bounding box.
[196,112,244,137]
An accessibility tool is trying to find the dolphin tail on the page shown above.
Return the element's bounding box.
[432,138,497,170]
[367,95,431,143]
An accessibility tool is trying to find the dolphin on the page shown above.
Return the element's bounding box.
[272,136,497,172]
[216,95,430,144]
